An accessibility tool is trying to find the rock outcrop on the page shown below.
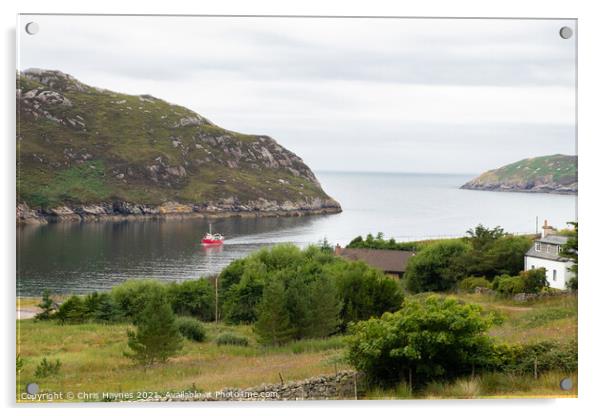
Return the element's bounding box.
[460,154,577,195]
[16,69,341,224]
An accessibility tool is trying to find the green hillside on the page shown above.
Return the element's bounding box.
[16,69,340,222]
[461,155,577,194]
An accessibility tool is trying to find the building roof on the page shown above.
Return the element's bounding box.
[537,235,569,245]
[336,248,414,273]
[525,234,571,262]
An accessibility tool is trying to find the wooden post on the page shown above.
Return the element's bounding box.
[534,357,538,380]
[279,372,284,385]
[408,368,413,396]
[215,275,219,325]
[353,372,358,400]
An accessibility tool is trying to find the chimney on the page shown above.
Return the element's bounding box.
[334,244,342,256]
[542,219,556,237]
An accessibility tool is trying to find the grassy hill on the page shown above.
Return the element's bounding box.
[16,69,340,223]
[461,154,577,194]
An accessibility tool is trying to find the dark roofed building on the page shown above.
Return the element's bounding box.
[334,244,415,277]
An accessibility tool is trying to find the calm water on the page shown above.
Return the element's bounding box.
[17,172,577,296]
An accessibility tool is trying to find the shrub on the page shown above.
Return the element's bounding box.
[111,279,167,322]
[167,278,215,321]
[492,339,577,374]
[93,293,124,323]
[124,292,183,366]
[175,317,206,342]
[326,261,403,326]
[34,358,62,378]
[519,268,548,293]
[458,276,492,292]
[404,240,471,293]
[346,295,496,385]
[55,295,86,324]
[254,279,294,345]
[215,332,250,347]
[34,289,56,321]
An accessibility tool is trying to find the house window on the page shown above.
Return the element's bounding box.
[535,243,541,251]
[553,270,557,281]
[531,265,535,270]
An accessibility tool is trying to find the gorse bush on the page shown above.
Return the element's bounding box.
[215,332,250,346]
[34,357,62,378]
[175,317,206,342]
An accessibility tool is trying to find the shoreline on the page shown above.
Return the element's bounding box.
[459,186,577,196]
[17,203,342,226]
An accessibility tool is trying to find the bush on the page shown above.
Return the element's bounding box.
[111,279,167,322]
[520,268,548,293]
[175,317,206,342]
[458,277,492,292]
[492,275,525,295]
[346,295,496,385]
[168,278,215,321]
[34,358,62,378]
[404,240,471,293]
[215,332,250,347]
[491,340,577,375]
[55,295,87,324]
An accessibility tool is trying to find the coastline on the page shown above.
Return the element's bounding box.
[16,199,342,225]
[460,185,577,196]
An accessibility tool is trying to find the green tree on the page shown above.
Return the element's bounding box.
[254,279,294,345]
[562,221,578,290]
[404,240,470,293]
[346,296,496,385]
[55,296,86,324]
[124,293,183,366]
[326,261,403,326]
[306,275,342,338]
[111,279,167,323]
[465,224,506,251]
[34,289,56,321]
[167,278,215,321]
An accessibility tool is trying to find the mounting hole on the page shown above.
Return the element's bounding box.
[559,377,573,391]
[26,382,40,395]
[559,26,573,40]
[25,22,39,35]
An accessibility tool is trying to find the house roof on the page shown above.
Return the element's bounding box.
[537,235,569,245]
[525,235,571,262]
[337,248,414,273]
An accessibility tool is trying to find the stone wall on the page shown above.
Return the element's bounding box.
[145,371,361,402]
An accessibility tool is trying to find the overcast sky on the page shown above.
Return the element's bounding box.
[18,15,576,174]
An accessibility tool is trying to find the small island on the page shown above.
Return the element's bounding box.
[460,154,577,195]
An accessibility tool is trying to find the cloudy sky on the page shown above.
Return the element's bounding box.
[18,15,576,174]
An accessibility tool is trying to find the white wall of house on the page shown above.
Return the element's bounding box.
[524,256,575,290]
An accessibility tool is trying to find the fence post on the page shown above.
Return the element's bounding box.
[534,357,538,380]
[354,372,358,400]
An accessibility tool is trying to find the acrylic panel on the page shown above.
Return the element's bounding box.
[16,15,577,402]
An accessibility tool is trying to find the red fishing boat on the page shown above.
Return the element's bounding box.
[201,224,224,246]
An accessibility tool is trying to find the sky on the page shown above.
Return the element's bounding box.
[17,15,576,174]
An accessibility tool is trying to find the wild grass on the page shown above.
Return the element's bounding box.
[365,371,577,399]
[16,319,349,402]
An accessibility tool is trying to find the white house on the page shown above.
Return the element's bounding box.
[524,221,575,290]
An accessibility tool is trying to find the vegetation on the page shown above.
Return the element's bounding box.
[347,296,496,386]
[34,289,56,321]
[34,357,62,378]
[458,276,492,291]
[562,221,578,290]
[215,332,250,347]
[175,317,206,342]
[124,293,183,366]
[347,232,421,251]
[491,269,548,295]
[16,291,576,401]
[404,240,470,292]
[219,244,403,342]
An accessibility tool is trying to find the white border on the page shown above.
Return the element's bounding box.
[2,1,601,415]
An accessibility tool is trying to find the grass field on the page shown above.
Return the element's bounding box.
[16,292,577,401]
